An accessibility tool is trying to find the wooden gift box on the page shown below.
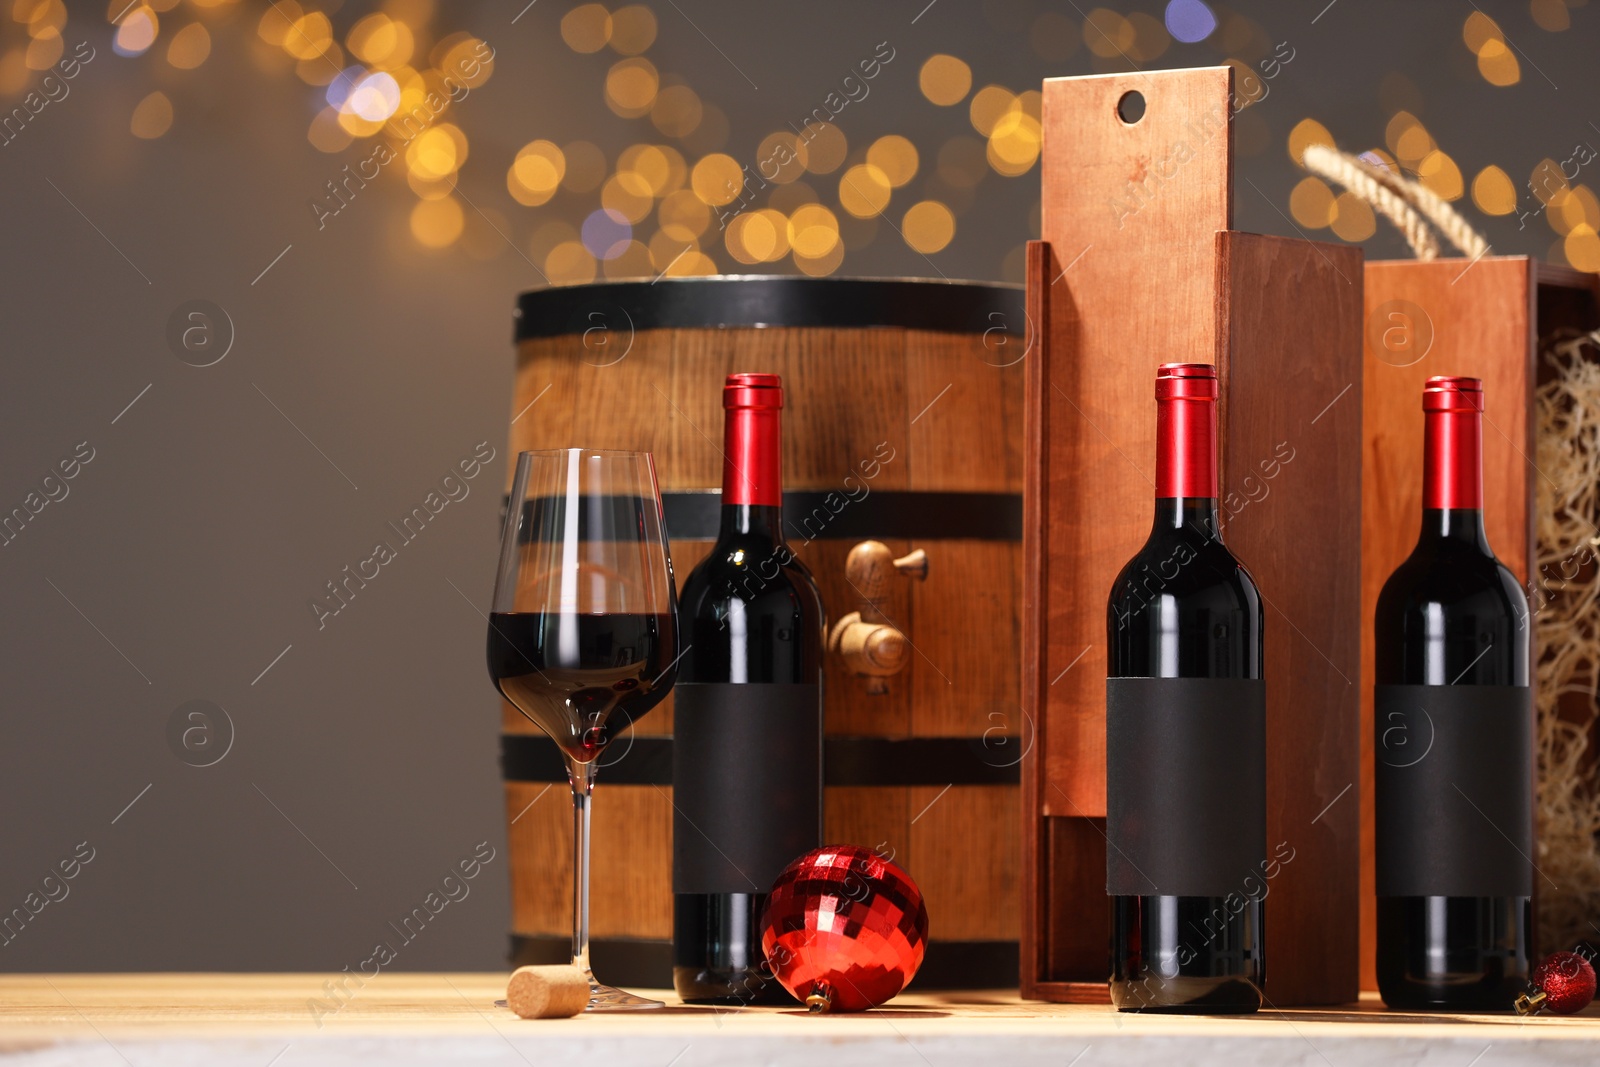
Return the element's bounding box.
[1358,257,1600,988]
[1021,67,1364,1005]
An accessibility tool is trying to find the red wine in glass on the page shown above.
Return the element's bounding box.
[488,610,675,763]
[487,448,679,1012]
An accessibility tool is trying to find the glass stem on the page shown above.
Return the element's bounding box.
[568,758,598,979]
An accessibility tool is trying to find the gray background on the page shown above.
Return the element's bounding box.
[0,0,1591,971]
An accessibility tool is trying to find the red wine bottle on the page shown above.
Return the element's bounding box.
[672,373,826,1005]
[1105,363,1266,1013]
[1375,375,1532,1010]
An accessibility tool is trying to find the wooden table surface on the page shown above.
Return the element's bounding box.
[2,975,1598,1066]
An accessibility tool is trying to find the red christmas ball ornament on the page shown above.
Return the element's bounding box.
[1514,951,1597,1016]
[759,845,929,1013]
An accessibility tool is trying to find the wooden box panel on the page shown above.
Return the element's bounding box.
[1023,66,1362,1006]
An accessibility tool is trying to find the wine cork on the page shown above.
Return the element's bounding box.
[506,965,589,1019]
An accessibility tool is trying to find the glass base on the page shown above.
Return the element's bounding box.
[587,978,663,1012]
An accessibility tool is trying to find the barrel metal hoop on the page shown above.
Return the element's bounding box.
[501,735,1023,787]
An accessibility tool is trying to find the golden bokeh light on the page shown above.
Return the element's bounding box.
[605,57,658,117]
[1471,165,1518,215]
[608,4,656,55]
[283,12,333,60]
[1083,8,1135,59]
[1462,11,1504,54]
[336,105,384,137]
[838,163,892,218]
[658,189,712,241]
[602,239,653,279]
[348,13,415,68]
[438,34,493,88]
[25,0,66,36]
[867,135,919,188]
[1289,176,1336,228]
[919,53,972,107]
[1287,118,1334,165]
[407,170,454,200]
[114,6,157,55]
[756,131,809,184]
[297,44,344,87]
[545,239,598,285]
[902,200,955,253]
[257,2,300,47]
[1330,191,1376,242]
[130,90,172,138]
[1531,0,1571,31]
[788,203,841,259]
[0,49,25,96]
[410,196,464,248]
[1564,224,1600,272]
[690,153,743,207]
[509,140,566,207]
[726,210,780,265]
[969,84,1016,137]
[665,249,719,277]
[1477,39,1521,86]
[794,238,844,277]
[1417,150,1464,201]
[166,21,210,69]
[601,171,655,223]
[621,143,686,196]
[988,108,1042,175]
[307,106,353,153]
[561,3,611,53]
[24,27,60,68]
[800,122,848,174]
[407,125,462,179]
[651,84,703,138]
[562,141,607,193]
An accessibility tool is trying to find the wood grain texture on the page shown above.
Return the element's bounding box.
[1021,240,1052,1001]
[1357,256,1537,991]
[1218,231,1364,1006]
[507,316,1024,955]
[1035,67,1234,822]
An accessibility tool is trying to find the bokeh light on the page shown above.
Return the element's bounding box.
[410,196,464,248]
[561,4,611,53]
[130,90,172,138]
[606,57,659,118]
[608,4,657,55]
[1289,176,1336,228]
[1471,165,1518,215]
[1165,0,1216,43]
[509,140,566,207]
[902,200,955,253]
[1287,118,1334,165]
[691,153,743,207]
[166,22,210,69]
[582,207,633,260]
[113,6,157,56]
[1330,192,1376,242]
[838,163,892,218]
[919,53,972,107]
[867,135,919,188]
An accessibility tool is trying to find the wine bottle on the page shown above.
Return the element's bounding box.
[672,373,826,1006]
[1105,362,1266,1013]
[1374,375,1532,1010]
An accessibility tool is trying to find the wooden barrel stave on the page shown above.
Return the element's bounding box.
[503,279,1023,988]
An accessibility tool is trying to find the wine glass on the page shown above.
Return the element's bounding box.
[489,449,679,1011]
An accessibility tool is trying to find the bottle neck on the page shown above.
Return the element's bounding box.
[1154,392,1220,537]
[1421,407,1489,549]
[722,405,784,541]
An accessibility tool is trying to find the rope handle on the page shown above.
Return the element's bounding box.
[1301,143,1489,263]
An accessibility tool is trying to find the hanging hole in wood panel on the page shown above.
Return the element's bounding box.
[1116,91,1145,125]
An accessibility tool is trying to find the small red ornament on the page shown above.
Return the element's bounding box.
[759,845,929,1013]
[1514,951,1597,1015]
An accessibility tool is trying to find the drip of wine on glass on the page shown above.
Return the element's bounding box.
[487,449,679,1011]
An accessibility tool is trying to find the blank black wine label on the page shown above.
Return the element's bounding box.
[1106,677,1266,897]
[672,682,822,895]
[1375,684,1533,897]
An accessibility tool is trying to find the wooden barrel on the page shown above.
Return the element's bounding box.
[501,277,1027,988]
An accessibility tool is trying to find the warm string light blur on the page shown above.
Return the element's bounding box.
[0,2,1592,275]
